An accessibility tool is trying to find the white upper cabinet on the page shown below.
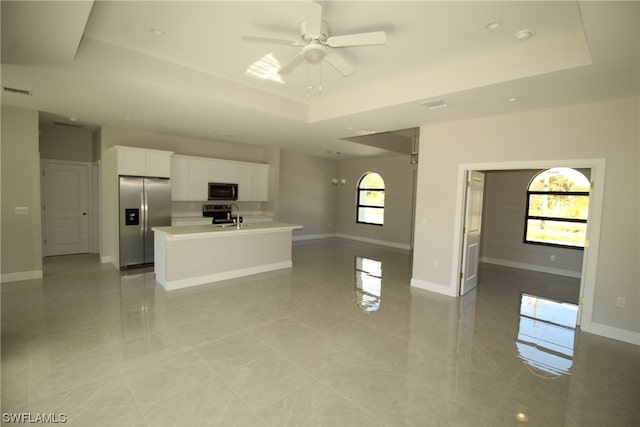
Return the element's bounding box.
[115,146,173,178]
[171,154,269,202]
[170,155,190,201]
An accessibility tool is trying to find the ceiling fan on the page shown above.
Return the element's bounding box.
[241,2,387,77]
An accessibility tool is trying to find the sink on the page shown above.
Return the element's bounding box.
[212,223,249,229]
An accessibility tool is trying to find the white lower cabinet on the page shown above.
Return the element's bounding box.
[171,155,269,202]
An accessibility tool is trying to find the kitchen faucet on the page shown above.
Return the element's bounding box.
[230,202,240,227]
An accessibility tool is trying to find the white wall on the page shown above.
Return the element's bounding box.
[481,169,586,277]
[337,154,416,249]
[278,150,338,239]
[412,97,639,342]
[1,106,43,281]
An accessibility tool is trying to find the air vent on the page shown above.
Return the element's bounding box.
[3,86,32,96]
[420,99,448,110]
[53,121,83,129]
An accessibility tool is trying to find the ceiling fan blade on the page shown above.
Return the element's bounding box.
[303,2,323,37]
[241,35,300,46]
[278,52,305,75]
[327,31,387,48]
[324,51,354,76]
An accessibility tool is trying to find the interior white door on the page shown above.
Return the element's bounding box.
[460,170,485,295]
[42,162,90,256]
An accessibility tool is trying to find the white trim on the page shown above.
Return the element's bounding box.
[336,233,411,250]
[481,257,581,278]
[100,255,112,264]
[293,233,337,241]
[158,261,292,291]
[1,270,43,283]
[582,322,640,346]
[451,158,606,338]
[410,278,458,297]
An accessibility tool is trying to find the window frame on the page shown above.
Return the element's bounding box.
[356,172,385,226]
[523,170,589,250]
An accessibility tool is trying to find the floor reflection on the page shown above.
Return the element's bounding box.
[516,293,578,377]
[354,256,383,312]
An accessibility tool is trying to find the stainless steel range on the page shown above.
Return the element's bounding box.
[202,204,242,224]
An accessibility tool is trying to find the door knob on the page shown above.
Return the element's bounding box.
[83,212,87,215]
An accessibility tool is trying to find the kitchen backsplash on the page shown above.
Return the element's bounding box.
[171,201,271,218]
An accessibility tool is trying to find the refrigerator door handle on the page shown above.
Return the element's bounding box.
[140,192,146,238]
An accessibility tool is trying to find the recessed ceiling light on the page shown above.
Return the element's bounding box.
[69,117,78,122]
[515,412,528,422]
[508,97,519,102]
[486,21,502,30]
[355,129,375,136]
[515,29,533,41]
[150,28,165,36]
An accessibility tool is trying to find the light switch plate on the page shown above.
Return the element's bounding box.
[15,207,29,215]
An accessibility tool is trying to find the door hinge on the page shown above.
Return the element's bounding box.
[463,227,467,234]
[590,180,594,189]
[466,181,471,188]
[460,272,464,280]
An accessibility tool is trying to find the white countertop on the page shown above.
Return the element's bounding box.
[153,222,302,239]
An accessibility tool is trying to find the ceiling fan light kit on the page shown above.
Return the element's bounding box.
[242,1,387,81]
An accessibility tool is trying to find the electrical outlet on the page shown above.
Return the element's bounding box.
[550,254,556,262]
[616,297,626,308]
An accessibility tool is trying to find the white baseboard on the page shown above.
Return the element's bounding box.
[100,255,112,264]
[410,278,457,297]
[293,233,337,241]
[0,270,43,283]
[159,261,292,291]
[481,257,581,278]
[582,322,640,346]
[336,233,411,251]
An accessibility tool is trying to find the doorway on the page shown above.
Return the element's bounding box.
[454,159,606,330]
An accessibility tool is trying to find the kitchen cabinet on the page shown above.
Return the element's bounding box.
[171,154,269,202]
[243,163,269,202]
[170,155,190,200]
[115,145,172,178]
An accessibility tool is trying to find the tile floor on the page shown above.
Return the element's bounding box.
[1,238,639,426]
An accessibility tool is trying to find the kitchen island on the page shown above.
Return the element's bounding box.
[152,222,303,290]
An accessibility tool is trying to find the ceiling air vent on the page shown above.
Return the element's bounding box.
[420,99,448,110]
[3,86,33,96]
[53,121,83,129]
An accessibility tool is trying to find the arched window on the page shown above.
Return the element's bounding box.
[357,172,385,225]
[524,167,590,248]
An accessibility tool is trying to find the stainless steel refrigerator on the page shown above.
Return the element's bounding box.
[119,176,171,268]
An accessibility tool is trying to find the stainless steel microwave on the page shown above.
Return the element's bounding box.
[208,183,238,200]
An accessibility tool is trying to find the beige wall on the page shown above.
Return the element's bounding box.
[39,125,93,162]
[481,169,586,276]
[279,150,338,238]
[1,106,43,280]
[337,155,416,249]
[413,97,639,340]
